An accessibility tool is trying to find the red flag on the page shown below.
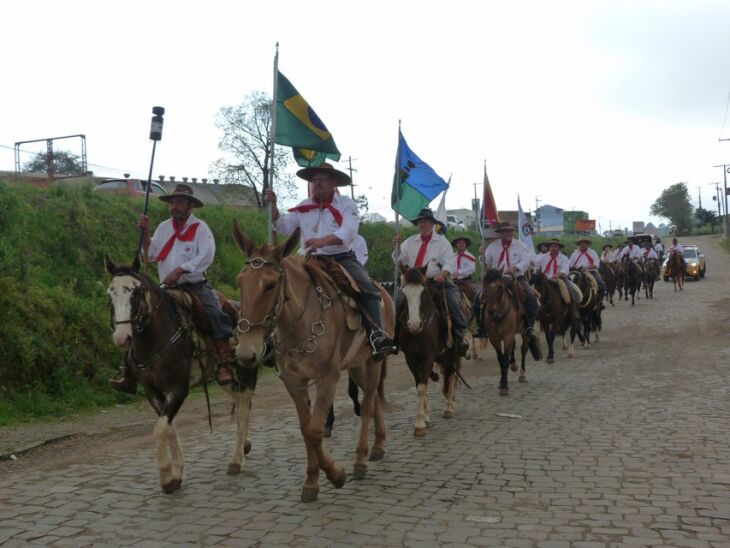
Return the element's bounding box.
[481,163,500,227]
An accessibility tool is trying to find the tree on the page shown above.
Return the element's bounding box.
[23,150,85,176]
[354,194,369,215]
[212,91,296,208]
[694,207,719,233]
[650,182,693,235]
[362,212,386,223]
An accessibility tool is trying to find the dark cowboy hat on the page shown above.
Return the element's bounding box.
[494,221,517,232]
[159,183,203,208]
[451,236,471,247]
[602,243,613,250]
[296,162,351,186]
[575,237,592,245]
[411,208,437,224]
[547,238,565,248]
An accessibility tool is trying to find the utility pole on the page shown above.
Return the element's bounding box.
[713,161,730,237]
[709,182,725,234]
[344,156,357,199]
[696,186,702,209]
[534,196,542,234]
[472,181,481,229]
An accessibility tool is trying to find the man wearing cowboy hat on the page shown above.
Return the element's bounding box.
[392,207,469,356]
[619,237,643,262]
[451,236,476,281]
[264,162,394,358]
[481,221,539,338]
[534,239,570,279]
[110,183,235,393]
[600,244,615,264]
[569,237,607,303]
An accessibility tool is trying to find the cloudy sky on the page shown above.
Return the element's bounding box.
[3,0,730,232]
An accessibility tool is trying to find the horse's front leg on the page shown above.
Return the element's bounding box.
[518,337,528,382]
[152,390,187,494]
[227,387,253,475]
[283,380,321,502]
[545,329,555,363]
[442,353,459,418]
[495,340,512,396]
[308,375,346,489]
[353,360,383,480]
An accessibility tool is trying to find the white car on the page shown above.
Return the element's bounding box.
[446,215,466,231]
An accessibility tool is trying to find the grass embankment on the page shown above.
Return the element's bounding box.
[0,181,626,425]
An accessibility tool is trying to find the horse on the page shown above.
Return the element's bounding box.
[481,269,542,396]
[569,269,602,347]
[615,260,626,301]
[621,255,642,306]
[642,259,659,299]
[667,251,685,292]
[398,264,463,436]
[530,272,582,363]
[599,262,617,306]
[105,255,257,494]
[231,224,394,502]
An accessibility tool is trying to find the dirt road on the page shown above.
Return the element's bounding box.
[1,234,729,546]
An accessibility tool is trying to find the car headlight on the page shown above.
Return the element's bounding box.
[689,262,698,267]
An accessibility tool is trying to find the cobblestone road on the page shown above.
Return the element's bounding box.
[2,236,730,547]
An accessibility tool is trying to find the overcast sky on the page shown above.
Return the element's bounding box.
[3,0,730,232]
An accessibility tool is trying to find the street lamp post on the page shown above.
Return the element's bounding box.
[713,163,730,237]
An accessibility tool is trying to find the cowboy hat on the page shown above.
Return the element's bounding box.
[159,183,203,208]
[411,208,437,224]
[575,237,592,245]
[494,221,517,232]
[547,238,565,248]
[602,244,613,250]
[296,162,351,186]
[451,236,471,247]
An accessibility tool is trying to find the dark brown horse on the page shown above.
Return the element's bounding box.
[481,269,541,396]
[667,251,685,292]
[642,259,659,299]
[621,256,642,306]
[231,224,394,502]
[398,264,462,436]
[569,270,602,346]
[105,256,257,493]
[599,262,617,305]
[530,272,582,363]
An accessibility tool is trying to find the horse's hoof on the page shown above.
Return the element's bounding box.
[323,426,332,439]
[546,358,554,364]
[352,463,368,480]
[499,388,509,396]
[369,447,385,461]
[414,427,427,437]
[510,363,518,372]
[161,478,182,494]
[227,463,241,475]
[244,439,252,455]
[330,466,346,488]
[301,487,319,502]
[443,409,454,419]
[519,375,527,382]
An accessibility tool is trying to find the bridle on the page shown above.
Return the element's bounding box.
[483,278,510,322]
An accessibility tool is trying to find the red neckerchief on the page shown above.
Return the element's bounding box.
[457,251,475,272]
[414,233,433,268]
[544,253,558,277]
[157,218,200,263]
[643,248,651,257]
[571,249,594,269]
[498,241,511,271]
[288,195,343,226]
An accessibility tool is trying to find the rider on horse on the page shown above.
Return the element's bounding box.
[477,221,539,339]
[669,237,687,271]
[393,208,470,357]
[451,236,476,282]
[600,244,615,264]
[620,238,643,263]
[109,183,235,393]
[641,240,659,281]
[264,163,394,359]
[654,238,664,263]
[568,238,608,305]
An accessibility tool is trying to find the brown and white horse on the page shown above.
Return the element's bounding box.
[398,264,462,436]
[105,256,257,493]
[231,223,394,502]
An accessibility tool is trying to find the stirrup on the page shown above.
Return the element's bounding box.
[369,329,395,358]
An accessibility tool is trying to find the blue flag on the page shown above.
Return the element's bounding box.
[391,131,449,221]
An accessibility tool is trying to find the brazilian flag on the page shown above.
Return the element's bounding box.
[275,70,341,166]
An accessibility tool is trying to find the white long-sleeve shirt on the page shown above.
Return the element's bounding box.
[147,213,215,284]
[569,248,600,270]
[482,238,531,276]
[453,251,477,279]
[534,252,570,279]
[351,234,368,266]
[600,249,616,263]
[642,247,658,260]
[620,244,643,261]
[395,231,455,279]
[275,193,359,255]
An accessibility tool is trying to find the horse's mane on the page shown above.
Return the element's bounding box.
[111,266,159,291]
[403,267,427,285]
[483,268,503,284]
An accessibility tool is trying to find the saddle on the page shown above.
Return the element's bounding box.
[167,288,237,336]
[551,278,583,305]
[301,256,366,331]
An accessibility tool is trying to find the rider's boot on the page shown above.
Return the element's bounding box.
[213,338,234,386]
[454,327,469,357]
[109,355,138,395]
[363,298,395,360]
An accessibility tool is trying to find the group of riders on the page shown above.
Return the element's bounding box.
[108,162,688,393]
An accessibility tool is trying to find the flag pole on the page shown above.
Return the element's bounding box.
[393,120,402,292]
[267,42,280,245]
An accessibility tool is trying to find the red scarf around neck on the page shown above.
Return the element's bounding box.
[288,195,343,226]
[571,249,594,269]
[157,218,200,263]
[414,233,433,268]
[544,254,558,277]
[498,242,512,271]
[457,251,475,271]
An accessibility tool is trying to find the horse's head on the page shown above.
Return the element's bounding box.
[482,269,507,318]
[398,263,431,334]
[232,220,300,366]
[105,254,146,347]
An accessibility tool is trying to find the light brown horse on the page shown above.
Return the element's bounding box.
[398,264,462,436]
[667,251,685,291]
[481,269,542,396]
[231,223,394,502]
[105,256,257,494]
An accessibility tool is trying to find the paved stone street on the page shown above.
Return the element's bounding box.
[2,235,730,547]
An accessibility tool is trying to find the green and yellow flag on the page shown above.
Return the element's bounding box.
[275,70,341,167]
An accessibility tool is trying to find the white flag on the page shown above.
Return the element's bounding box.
[518,196,535,253]
[435,176,450,227]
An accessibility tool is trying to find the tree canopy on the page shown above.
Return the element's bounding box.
[22,150,85,176]
[650,182,693,235]
[212,91,296,208]
[694,206,719,233]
